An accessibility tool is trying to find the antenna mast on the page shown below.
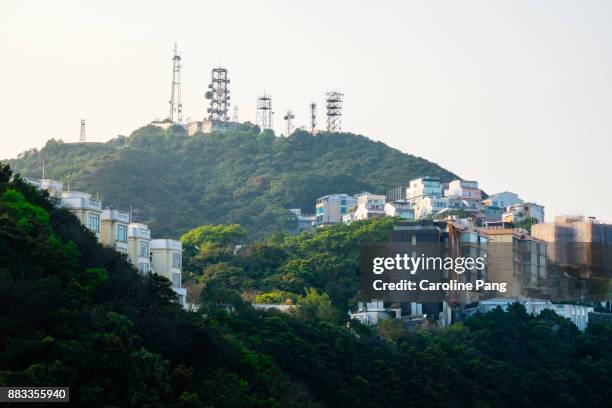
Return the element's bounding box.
[326,91,344,132]
[79,119,86,143]
[256,94,273,130]
[168,43,183,123]
[232,105,239,122]
[205,67,230,121]
[310,102,317,134]
[283,110,295,136]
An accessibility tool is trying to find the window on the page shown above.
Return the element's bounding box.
[139,241,149,258]
[88,213,100,232]
[172,272,181,287]
[117,224,127,242]
[172,252,181,269]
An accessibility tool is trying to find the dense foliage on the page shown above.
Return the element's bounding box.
[7,125,456,237]
[3,162,612,407]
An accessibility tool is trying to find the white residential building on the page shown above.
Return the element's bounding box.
[128,223,151,274]
[384,201,415,220]
[150,239,186,307]
[483,191,523,209]
[100,209,130,254]
[478,298,593,331]
[414,196,449,219]
[352,192,386,221]
[444,179,482,210]
[60,191,103,238]
[349,300,401,326]
[25,178,64,197]
[503,202,545,224]
[407,176,443,203]
[315,194,358,226]
[289,209,315,232]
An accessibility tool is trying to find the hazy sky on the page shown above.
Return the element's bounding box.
[1,0,611,222]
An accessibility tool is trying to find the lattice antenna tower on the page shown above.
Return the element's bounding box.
[205,67,230,121]
[256,94,273,130]
[168,43,183,122]
[326,91,344,132]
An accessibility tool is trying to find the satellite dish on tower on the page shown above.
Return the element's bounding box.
[205,91,213,99]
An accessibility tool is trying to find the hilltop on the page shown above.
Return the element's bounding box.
[7,124,457,237]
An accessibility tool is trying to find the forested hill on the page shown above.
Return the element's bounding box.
[7,124,456,237]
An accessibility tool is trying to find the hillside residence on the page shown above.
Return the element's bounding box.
[100,209,130,254]
[150,239,186,307]
[384,201,415,220]
[60,191,103,239]
[407,176,443,204]
[353,192,386,221]
[482,191,523,209]
[531,216,612,276]
[477,228,547,298]
[502,202,545,224]
[444,180,482,209]
[476,297,593,331]
[24,178,64,197]
[128,223,152,274]
[348,300,401,326]
[316,194,358,226]
[289,209,315,232]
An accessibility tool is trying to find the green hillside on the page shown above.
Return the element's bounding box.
[7,124,456,237]
[3,163,612,407]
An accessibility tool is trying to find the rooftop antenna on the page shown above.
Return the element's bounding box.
[326,91,344,132]
[168,43,183,123]
[310,102,317,134]
[283,110,295,136]
[79,119,86,143]
[66,172,70,192]
[42,159,45,179]
[256,94,273,130]
[232,105,239,122]
[205,67,230,121]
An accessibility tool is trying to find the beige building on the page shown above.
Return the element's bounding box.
[531,215,612,276]
[100,209,130,254]
[352,192,386,221]
[128,223,151,274]
[150,239,186,307]
[478,227,547,298]
[60,191,103,239]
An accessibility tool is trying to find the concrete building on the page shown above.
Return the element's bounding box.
[100,209,130,254]
[478,228,547,298]
[407,176,443,204]
[60,191,103,239]
[315,194,357,226]
[482,191,522,209]
[444,179,482,209]
[353,192,386,221]
[150,239,186,307]
[414,196,449,219]
[477,297,593,331]
[150,118,176,130]
[348,300,401,326]
[289,209,315,233]
[384,201,415,220]
[187,119,241,135]
[25,178,64,197]
[531,215,612,278]
[502,202,545,224]
[128,223,151,274]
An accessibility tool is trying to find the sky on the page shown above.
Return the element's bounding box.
[1,0,611,222]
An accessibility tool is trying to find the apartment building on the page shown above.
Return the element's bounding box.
[315,194,357,226]
[531,215,612,278]
[289,209,315,233]
[60,191,103,238]
[407,176,443,204]
[482,191,522,209]
[150,239,187,307]
[128,223,152,274]
[353,192,386,221]
[25,178,64,197]
[478,228,547,298]
[444,179,482,209]
[384,201,415,220]
[502,202,545,224]
[100,209,130,254]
